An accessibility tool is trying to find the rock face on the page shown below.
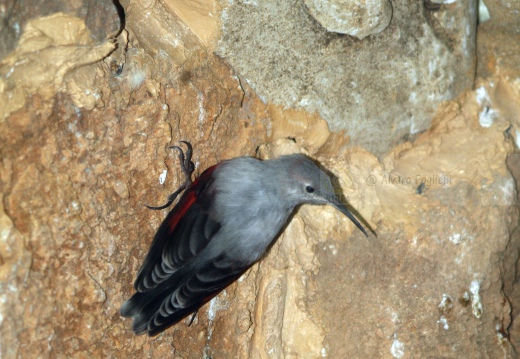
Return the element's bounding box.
[303,0,393,39]
[1,0,520,358]
[475,0,520,353]
[476,0,520,79]
[217,0,477,154]
[312,92,516,358]
[0,0,122,59]
[248,86,518,357]
[0,3,268,356]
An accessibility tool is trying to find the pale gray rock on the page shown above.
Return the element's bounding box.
[429,0,457,4]
[303,0,392,39]
[217,0,477,155]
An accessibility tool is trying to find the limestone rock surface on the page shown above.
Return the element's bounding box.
[303,0,392,39]
[0,0,121,59]
[218,0,477,154]
[1,0,519,358]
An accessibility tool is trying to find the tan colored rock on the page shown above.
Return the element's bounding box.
[122,0,203,68]
[473,76,520,147]
[267,105,331,153]
[0,13,116,120]
[232,86,518,356]
[162,0,221,49]
[1,1,519,358]
[0,5,267,358]
[306,87,516,357]
[476,0,520,79]
[0,0,121,61]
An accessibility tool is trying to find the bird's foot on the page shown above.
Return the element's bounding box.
[146,141,195,210]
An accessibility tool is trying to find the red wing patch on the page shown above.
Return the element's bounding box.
[167,191,196,234]
[167,163,220,234]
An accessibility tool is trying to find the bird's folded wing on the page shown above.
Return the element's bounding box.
[142,253,247,335]
[134,165,221,292]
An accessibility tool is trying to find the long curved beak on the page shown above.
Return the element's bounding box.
[330,202,368,237]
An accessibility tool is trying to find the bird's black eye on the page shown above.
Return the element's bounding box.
[305,186,315,193]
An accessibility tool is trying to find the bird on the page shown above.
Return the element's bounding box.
[120,141,367,336]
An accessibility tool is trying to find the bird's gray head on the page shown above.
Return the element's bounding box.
[273,154,367,236]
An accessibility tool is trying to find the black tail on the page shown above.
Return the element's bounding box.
[120,258,250,336]
[120,287,210,336]
[147,305,204,336]
[120,291,147,318]
[120,290,158,335]
[121,269,203,336]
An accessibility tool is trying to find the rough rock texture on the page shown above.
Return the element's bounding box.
[0,3,269,357]
[476,0,520,79]
[161,0,221,48]
[245,86,518,357]
[1,0,520,358]
[475,0,520,354]
[310,90,517,358]
[0,0,122,61]
[303,0,393,39]
[504,153,520,355]
[0,13,117,120]
[217,0,477,155]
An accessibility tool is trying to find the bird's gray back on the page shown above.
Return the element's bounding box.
[206,157,293,264]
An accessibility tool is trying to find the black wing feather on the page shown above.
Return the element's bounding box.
[121,165,227,334]
[143,255,249,336]
[132,167,219,292]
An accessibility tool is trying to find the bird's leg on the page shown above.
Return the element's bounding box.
[177,141,195,182]
[145,141,195,210]
[188,310,198,326]
[179,140,195,178]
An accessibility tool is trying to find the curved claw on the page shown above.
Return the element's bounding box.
[180,141,195,176]
[145,187,183,210]
[179,141,193,163]
[145,201,173,211]
[146,141,194,211]
[188,310,198,326]
[168,142,195,184]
